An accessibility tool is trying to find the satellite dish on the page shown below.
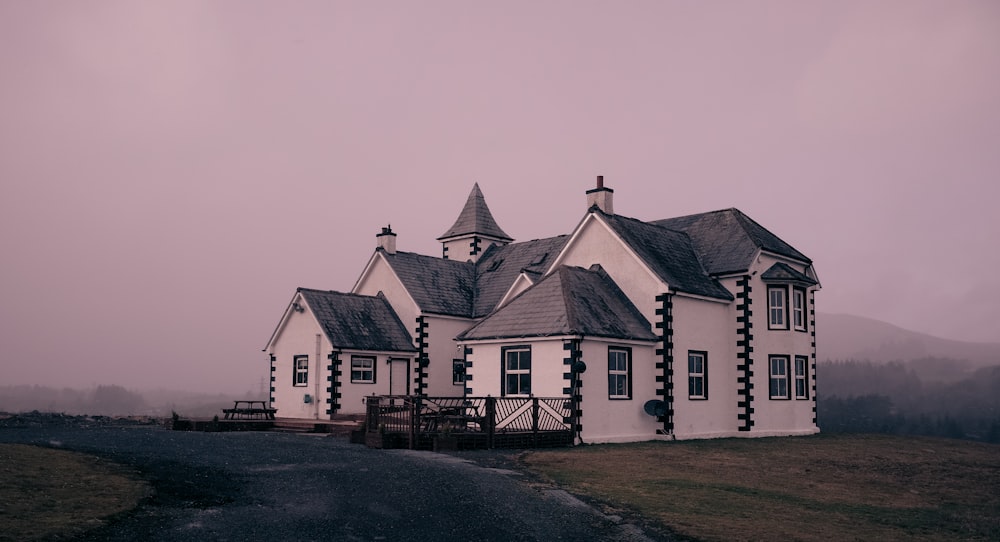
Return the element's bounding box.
[571,360,587,374]
[643,400,666,417]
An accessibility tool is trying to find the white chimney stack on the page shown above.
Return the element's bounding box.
[376,225,396,254]
[586,175,614,215]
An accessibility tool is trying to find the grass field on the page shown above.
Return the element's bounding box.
[0,444,151,542]
[522,433,1000,541]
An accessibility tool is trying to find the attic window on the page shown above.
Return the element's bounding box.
[528,252,549,267]
[486,258,504,272]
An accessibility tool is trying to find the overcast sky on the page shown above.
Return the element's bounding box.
[2,1,998,394]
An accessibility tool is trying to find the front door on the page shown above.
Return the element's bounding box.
[389,359,410,396]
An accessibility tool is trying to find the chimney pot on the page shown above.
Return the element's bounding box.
[596,175,604,189]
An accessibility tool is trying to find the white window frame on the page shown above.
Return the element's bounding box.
[351,356,375,384]
[769,355,790,399]
[792,288,806,332]
[794,356,809,399]
[608,347,631,400]
[452,359,466,386]
[768,287,788,330]
[502,346,531,397]
[688,351,707,400]
[293,355,308,387]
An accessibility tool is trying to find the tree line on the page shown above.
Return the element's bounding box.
[817,358,1000,443]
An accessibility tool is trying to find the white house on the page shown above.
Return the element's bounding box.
[264,178,820,442]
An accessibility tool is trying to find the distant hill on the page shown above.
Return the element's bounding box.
[816,313,1000,368]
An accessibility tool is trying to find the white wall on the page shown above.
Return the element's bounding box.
[464,339,567,397]
[577,340,662,443]
[746,253,819,436]
[267,300,330,419]
[671,294,739,439]
[422,315,472,397]
[336,351,407,414]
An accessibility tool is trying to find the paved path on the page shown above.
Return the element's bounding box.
[0,424,663,541]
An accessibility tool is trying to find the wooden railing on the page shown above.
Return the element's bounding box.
[364,396,575,450]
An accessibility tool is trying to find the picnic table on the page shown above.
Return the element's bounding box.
[223,400,277,420]
[420,403,483,433]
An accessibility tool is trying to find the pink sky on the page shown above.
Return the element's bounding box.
[1,1,998,393]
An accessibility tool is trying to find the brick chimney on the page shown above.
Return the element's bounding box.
[586,175,614,215]
[376,225,396,254]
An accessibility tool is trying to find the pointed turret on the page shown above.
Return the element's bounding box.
[437,183,512,262]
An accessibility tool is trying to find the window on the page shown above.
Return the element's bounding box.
[794,356,809,399]
[769,355,790,399]
[452,359,466,385]
[688,351,707,399]
[351,356,375,384]
[607,347,632,399]
[293,355,308,387]
[792,288,806,332]
[768,287,788,329]
[502,346,531,396]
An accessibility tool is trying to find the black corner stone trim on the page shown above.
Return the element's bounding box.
[810,291,818,425]
[563,338,583,438]
[736,276,755,431]
[656,294,674,433]
[415,316,429,397]
[268,354,276,405]
[329,351,342,414]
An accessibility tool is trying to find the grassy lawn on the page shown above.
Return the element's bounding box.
[0,444,151,542]
[522,433,1000,541]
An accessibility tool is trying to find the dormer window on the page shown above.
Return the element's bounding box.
[761,262,816,332]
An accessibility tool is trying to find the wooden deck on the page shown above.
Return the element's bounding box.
[363,396,577,450]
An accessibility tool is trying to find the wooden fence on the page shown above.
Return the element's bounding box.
[364,396,575,450]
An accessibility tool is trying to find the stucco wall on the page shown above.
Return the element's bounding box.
[335,351,405,414]
[267,302,330,419]
[577,340,661,443]
[746,253,819,435]
[464,339,567,397]
[422,315,472,397]
[671,294,740,439]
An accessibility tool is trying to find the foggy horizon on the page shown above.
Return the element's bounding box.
[2,2,997,394]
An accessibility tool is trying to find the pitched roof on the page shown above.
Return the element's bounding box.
[380,251,476,317]
[297,288,416,352]
[652,208,810,275]
[437,183,513,241]
[473,235,569,317]
[458,266,657,342]
[760,262,818,286]
[599,212,735,301]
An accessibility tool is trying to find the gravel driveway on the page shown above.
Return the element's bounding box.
[0,421,663,541]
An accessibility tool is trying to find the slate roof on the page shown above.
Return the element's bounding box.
[600,212,734,301]
[437,183,513,241]
[473,235,569,317]
[379,251,476,317]
[760,262,818,285]
[652,208,810,276]
[297,288,416,352]
[458,266,658,342]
